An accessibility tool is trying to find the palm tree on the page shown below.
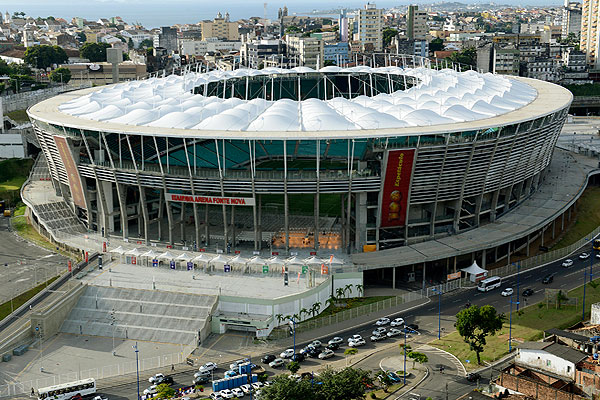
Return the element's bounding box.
[311,301,322,317]
[344,284,353,298]
[325,296,336,310]
[355,284,364,297]
[299,308,309,320]
[275,314,284,326]
[335,287,344,299]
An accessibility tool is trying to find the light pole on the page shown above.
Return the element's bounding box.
[432,287,442,339]
[289,317,296,354]
[133,342,140,400]
[110,308,116,355]
[512,262,521,311]
[403,328,407,385]
[509,294,519,352]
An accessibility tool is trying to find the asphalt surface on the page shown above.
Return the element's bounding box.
[93,242,599,399]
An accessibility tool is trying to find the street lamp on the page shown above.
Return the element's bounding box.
[403,328,407,385]
[511,262,521,311]
[133,342,140,400]
[110,308,116,356]
[432,287,442,340]
[509,294,519,352]
[583,237,596,321]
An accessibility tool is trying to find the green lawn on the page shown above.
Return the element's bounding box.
[0,275,58,321]
[552,186,600,249]
[6,109,29,123]
[431,276,600,370]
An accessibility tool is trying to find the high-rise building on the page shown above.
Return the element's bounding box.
[581,0,600,67]
[407,5,428,41]
[153,27,178,54]
[200,12,239,41]
[286,36,323,69]
[339,9,349,42]
[358,3,383,52]
[562,1,582,39]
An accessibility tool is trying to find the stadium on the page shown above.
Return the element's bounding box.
[27,57,573,282]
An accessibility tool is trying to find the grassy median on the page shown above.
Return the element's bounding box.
[431,275,600,370]
[552,186,600,249]
[0,275,59,321]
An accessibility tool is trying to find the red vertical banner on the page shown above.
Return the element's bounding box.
[68,260,72,272]
[321,264,328,275]
[85,252,89,263]
[380,149,415,228]
[103,242,107,252]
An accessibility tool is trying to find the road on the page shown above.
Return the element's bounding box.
[96,243,598,399]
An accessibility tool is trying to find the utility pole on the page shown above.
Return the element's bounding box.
[445,382,448,400]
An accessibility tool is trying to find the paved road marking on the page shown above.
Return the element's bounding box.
[452,299,461,303]
[428,307,435,311]
[565,270,583,277]
[417,344,466,376]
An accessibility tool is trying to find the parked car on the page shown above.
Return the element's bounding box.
[193,375,209,385]
[328,337,343,345]
[199,362,218,372]
[261,354,276,364]
[580,253,590,260]
[542,274,554,284]
[209,393,224,400]
[370,333,386,342]
[387,371,402,383]
[466,372,481,382]
[224,370,238,378]
[501,288,514,297]
[148,373,164,384]
[229,359,249,370]
[291,353,306,362]
[143,386,157,396]
[310,340,322,348]
[251,382,264,390]
[387,328,402,337]
[522,288,534,297]
[348,338,366,347]
[280,349,295,359]
[194,370,211,379]
[390,318,405,327]
[348,334,363,342]
[307,347,321,358]
[406,323,419,331]
[326,342,340,350]
[269,358,285,368]
[219,389,234,399]
[372,327,387,336]
[239,384,252,394]
[562,259,574,267]
[231,388,245,398]
[318,348,335,359]
[375,317,390,326]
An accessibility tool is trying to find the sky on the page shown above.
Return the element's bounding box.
[0,0,563,28]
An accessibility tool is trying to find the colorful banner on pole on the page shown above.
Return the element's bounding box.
[166,193,255,206]
[53,136,87,209]
[170,260,176,269]
[224,264,231,273]
[152,259,158,267]
[187,261,193,271]
[380,149,415,228]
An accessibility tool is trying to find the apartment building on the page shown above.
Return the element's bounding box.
[358,3,383,52]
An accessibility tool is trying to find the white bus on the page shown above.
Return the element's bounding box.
[477,276,502,292]
[37,378,96,400]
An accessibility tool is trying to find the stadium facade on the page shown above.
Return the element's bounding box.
[27,59,573,256]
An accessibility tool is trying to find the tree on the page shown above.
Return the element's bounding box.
[311,302,321,317]
[155,383,175,399]
[299,308,309,320]
[318,367,373,400]
[75,32,87,43]
[376,371,393,392]
[285,26,301,34]
[287,360,301,374]
[323,60,336,67]
[49,67,71,84]
[139,38,153,49]
[455,304,504,364]
[335,287,344,299]
[382,28,398,47]
[24,45,68,69]
[355,284,364,297]
[429,38,444,53]
[276,313,284,326]
[325,296,336,309]
[80,42,111,62]
[447,47,477,67]
[407,351,428,368]
[127,38,134,50]
[344,284,353,298]
[344,348,358,357]
[259,374,314,400]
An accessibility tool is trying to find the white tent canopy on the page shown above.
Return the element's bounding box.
[285,256,304,266]
[140,250,159,259]
[229,254,248,265]
[268,256,285,266]
[210,254,230,265]
[326,255,345,265]
[304,256,323,265]
[157,251,177,260]
[125,248,143,256]
[193,253,212,263]
[175,253,193,262]
[247,256,268,266]
[110,246,126,255]
[461,261,488,282]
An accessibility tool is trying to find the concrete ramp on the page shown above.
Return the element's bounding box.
[60,286,217,344]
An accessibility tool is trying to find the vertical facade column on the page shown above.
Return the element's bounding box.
[152,136,174,244]
[125,135,149,244]
[99,132,127,239]
[80,130,109,236]
[314,140,320,251]
[249,141,259,251]
[283,140,289,253]
[182,138,200,248]
[258,195,262,251]
[346,140,354,253]
[204,205,210,246]
[481,249,487,269]
[392,267,396,290]
[215,139,228,248]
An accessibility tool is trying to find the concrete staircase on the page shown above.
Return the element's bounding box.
[60,286,217,344]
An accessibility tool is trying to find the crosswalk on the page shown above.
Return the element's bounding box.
[417,344,467,376]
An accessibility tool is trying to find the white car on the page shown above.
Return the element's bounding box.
[143,386,157,396]
[194,370,211,378]
[210,393,224,400]
[370,334,386,342]
[199,362,218,372]
[328,337,343,345]
[148,373,164,383]
[93,396,108,400]
[390,318,405,327]
[310,339,322,348]
[219,389,234,399]
[318,348,335,359]
[597,253,600,259]
[231,388,245,398]
[280,348,295,358]
[348,338,366,347]
[251,382,264,390]
[269,358,285,368]
[372,327,387,336]
[501,288,514,297]
[387,328,402,337]
[239,384,252,394]
[348,334,363,342]
[229,359,248,370]
[562,259,574,267]
[375,317,390,326]
[580,253,590,260]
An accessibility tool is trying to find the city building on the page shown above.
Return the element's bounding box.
[153,26,178,54]
[358,3,383,52]
[59,62,147,85]
[394,37,429,58]
[407,5,428,41]
[339,9,349,42]
[562,1,582,39]
[240,38,285,69]
[285,35,323,69]
[581,0,600,67]
[200,12,239,41]
[323,42,349,66]
[180,38,241,57]
[493,46,520,75]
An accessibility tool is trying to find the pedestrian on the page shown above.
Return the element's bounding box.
[31,387,35,396]
[29,305,32,311]
[171,364,174,372]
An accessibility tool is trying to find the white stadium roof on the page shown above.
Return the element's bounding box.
[57,66,539,132]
